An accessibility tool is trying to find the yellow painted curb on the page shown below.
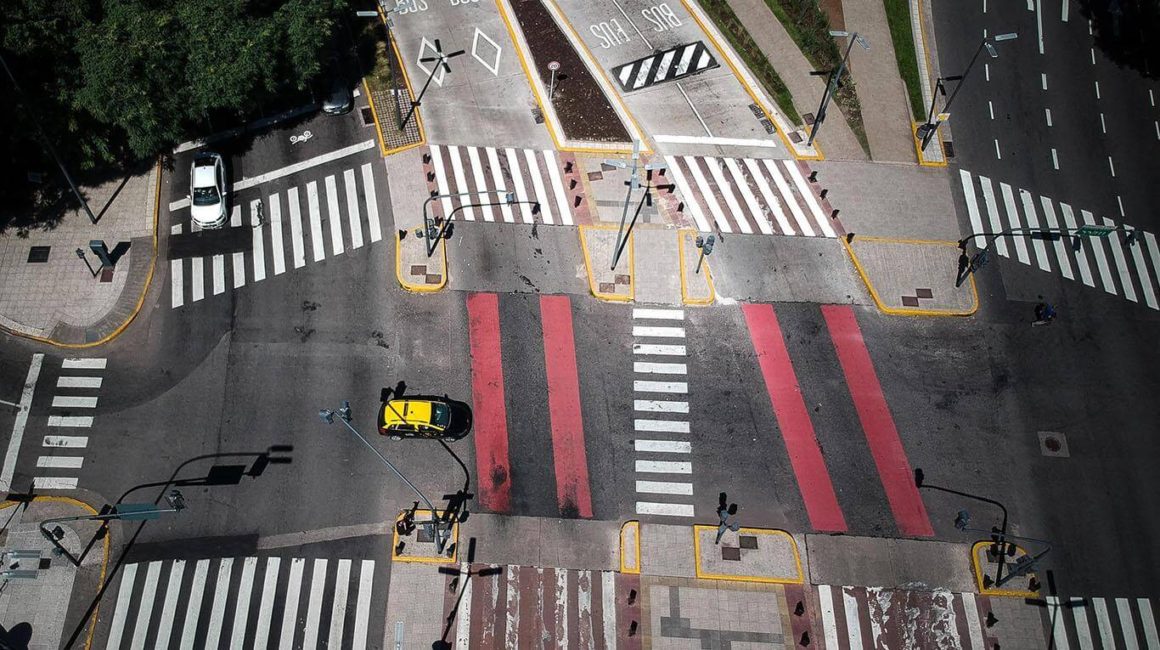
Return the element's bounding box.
[970,540,1039,598]
[395,232,448,293]
[494,0,637,156]
[841,236,979,317]
[366,8,428,158]
[3,496,111,650]
[619,520,641,574]
[692,525,804,584]
[578,224,634,303]
[391,509,459,565]
[677,229,714,306]
[1,158,163,348]
[913,121,948,168]
[679,0,821,161]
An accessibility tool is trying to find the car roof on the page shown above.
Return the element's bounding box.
[382,400,440,427]
[192,163,217,188]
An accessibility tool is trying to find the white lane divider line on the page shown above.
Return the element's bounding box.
[635,460,692,474]
[635,419,691,433]
[306,181,326,262]
[634,440,692,453]
[633,344,687,356]
[634,400,689,413]
[636,480,694,495]
[325,174,345,256]
[251,200,267,283]
[56,376,102,389]
[288,187,306,269]
[230,205,246,289]
[344,170,364,249]
[634,380,688,394]
[632,326,685,338]
[633,362,687,375]
[269,193,286,276]
[362,163,382,243]
[635,502,695,516]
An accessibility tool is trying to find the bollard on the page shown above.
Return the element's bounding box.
[800,631,810,646]
[574,195,583,207]
[564,160,574,173]
[831,209,840,219]
[794,601,805,616]
[628,589,637,605]
[808,170,818,182]
[427,171,435,183]
[423,153,431,164]
[820,188,828,199]
[570,178,577,190]
[677,201,684,213]
[629,621,638,636]
[846,233,855,243]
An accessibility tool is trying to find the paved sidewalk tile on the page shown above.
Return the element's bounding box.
[846,237,977,315]
[0,166,157,343]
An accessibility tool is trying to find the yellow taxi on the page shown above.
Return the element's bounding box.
[378,396,472,441]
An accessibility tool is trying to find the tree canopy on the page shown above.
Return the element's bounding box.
[1,0,350,230]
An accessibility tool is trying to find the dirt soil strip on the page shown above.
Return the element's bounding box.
[508,0,630,143]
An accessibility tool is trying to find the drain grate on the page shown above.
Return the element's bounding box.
[360,106,375,126]
[1038,431,1069,457]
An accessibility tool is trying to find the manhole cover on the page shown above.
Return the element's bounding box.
[739,535,759,550]
[1038,431,1069,458]
[27,246,51,263]
[721,546,741,561]
[360,107,375,126]
[587,171,603,182]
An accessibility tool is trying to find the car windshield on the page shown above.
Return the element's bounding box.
[431,403,451,428]
[192,184,219,206]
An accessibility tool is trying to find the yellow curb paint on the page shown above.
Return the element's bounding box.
[692,525,804,584]
[3,496,111,650]
[1,158,164,348]
[390,509,459,565]
[678,0,821,161]
[395,233,448,293]
[969,540,1039,598]
[677,229,714,306]
[364,78,390,158]
[578,224,634,302]
[619,520,641,574]
[367,10,428,158]
[543,0,651,153]
[913,122,949,168]
[841,236,979,317]
[911,0,951,171]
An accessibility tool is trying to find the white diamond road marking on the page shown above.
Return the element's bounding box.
[416,37,447,86]
[471,27,502,75]
[636,480,694,495]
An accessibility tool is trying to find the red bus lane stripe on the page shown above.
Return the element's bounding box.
[741,303,848,532]
[821,305,934,537]
[467,292,512,513]
[539,295,594,518]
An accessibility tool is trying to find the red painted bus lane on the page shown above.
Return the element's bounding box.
[822,305,933,537]
[539,295,594,518]
[742,303,848,533]
[467,292,512,513]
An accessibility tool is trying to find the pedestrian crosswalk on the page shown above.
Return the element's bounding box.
[34,357,108,490]
[664,155,840,237]
[631,307,695,518]
[436,563,623,649]
[612,41,719,92]
[425,144,578,226]
[959,170,1160,311]
[169,162,383,309]
[1043,595,1159,650]
[104,556,377,650]
[815,585,988,649]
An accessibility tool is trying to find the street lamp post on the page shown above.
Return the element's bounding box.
[917,33,1018,151]
[915,469,1016,586]
[954,510,1052,589]
[603,139,668,270]
[808,31,869,147]
[320,401,450,553]
[400,39,464,131]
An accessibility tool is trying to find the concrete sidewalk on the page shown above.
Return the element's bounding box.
[724,0,868,162]
[0,165,158,346]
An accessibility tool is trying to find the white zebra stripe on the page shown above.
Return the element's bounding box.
[706,157,753,234]
[636,480,693,495]
[1106,219,1138,302]
[633,399,689,413]
[977,176,1009,257]
[635,419,691,433]
[306,181,325,262]
[1019,189,1051,271]
[745,158,794,234]
[684,156,732,233]
[1038,197,1074,279]
[1081,210,1117,294]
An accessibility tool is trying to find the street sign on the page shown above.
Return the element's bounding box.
[1076,224,1115,238]
[112,503,163,521]
[548,61,560,71]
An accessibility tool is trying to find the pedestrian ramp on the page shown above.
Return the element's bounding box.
[103,556,378,649]
[959,170,1160,311]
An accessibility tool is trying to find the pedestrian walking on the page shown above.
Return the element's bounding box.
[1033,302,1056,326]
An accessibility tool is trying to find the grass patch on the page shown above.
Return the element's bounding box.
[358,21,395,93]
[763,0,870,155]
[697,0,802,125]
[882,0,926,119]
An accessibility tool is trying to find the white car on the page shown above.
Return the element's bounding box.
[189,152,228,229]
